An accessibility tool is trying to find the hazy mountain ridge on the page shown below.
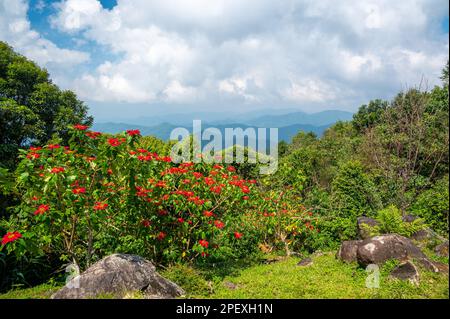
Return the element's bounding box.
[92,109,351,143]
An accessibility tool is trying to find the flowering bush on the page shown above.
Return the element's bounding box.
[1,125,316,270]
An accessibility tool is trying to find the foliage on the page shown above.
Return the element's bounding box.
[411,175,449,235]
[0,41,92,170]
[0,125,315,272]
[362,205,426,238]
[200,254,448,299]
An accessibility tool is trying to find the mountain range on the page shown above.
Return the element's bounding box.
[92,110,353,144]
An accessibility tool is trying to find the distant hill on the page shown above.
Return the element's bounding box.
[92,109,352,146]
[243,110,353,127]
[92,121,333,144]
[124,109,353,127]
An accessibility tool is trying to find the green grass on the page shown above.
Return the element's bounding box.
[1,252,448,299]
[0,282,62,299]
[164,253,449,299]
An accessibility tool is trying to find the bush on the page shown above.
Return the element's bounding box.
[362,205,426,237]
[0,125,315,273]
[411,176,449,235]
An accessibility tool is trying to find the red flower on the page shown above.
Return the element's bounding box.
[126,129,141,136]
[1,231,22,245]
[210,186,222,194]
[157,231,166,240]
[47,144,60,150]
[241,185,250,194]
[203,211,214,217]
[204,177,215,185]
[141,219,151,227]
[227,166,236,172]
[51,167,65,174]
[234,232,243,239]
[34,204,49,215]
[108,138,123,147]
[242,196,249,200]
[193,172,203,179]
[29,146,42,151]
[85,131,102,139]
[199,239,209,248]
[214,220,225,229]
[177,217,185,223]
[73,124,89,130]
[93,202,108,210]
[72,187,86,195]
[26,152,40,159]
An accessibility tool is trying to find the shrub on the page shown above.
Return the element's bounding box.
[411,176,449,235]
[0,125,315,272]
[362,205,426,237]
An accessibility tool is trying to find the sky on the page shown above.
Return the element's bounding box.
[0,0,449,121]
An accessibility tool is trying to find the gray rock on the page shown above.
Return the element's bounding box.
[356,234,437,272]
[410,228,434,242]
[297,257,313,267]
[52,254,184,299]
[390,261,420,285]
[336,240,363,263]
[357,217,379,240]
[434,241,449,257]
[402,214,418,223]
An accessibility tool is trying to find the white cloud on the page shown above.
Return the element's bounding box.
[2,0,448,112]
[0,0,89,88]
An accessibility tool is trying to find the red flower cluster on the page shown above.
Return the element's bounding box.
[51,167,65,174]
[34,204,50,215]
[1,231,22,245]
[73,124,89,130]
[47,144,60,150]
[26,152,40,160]
[93,202,108,210]
[157,231,166,240]
[86,131,102,139]
[199,239,209,248]
[203,211,214,217]
[214,220,225,229]
[108,138,125,147]
[126,129,141,136]
[72,187,86,195]
[234,232,243,239]
[141,219,151,227]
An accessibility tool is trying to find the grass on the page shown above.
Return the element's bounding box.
[0,282,62,299]
[164,253,449,299]
[1,252,448,299]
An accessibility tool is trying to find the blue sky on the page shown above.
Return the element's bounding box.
[1,0,449,121]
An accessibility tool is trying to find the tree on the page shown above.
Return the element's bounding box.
[362,87,449,210]
[352,99,388,133]
[0,41,93,170]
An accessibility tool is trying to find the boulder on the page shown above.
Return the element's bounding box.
[434,241,449,257]
[336,240,363,263]
[357,217,379,239]
[389,261,420,285]
[356,234,439,272]
[297,257,313,267]
[52,254,184,299]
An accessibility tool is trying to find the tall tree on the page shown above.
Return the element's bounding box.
[0,41,93,169]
